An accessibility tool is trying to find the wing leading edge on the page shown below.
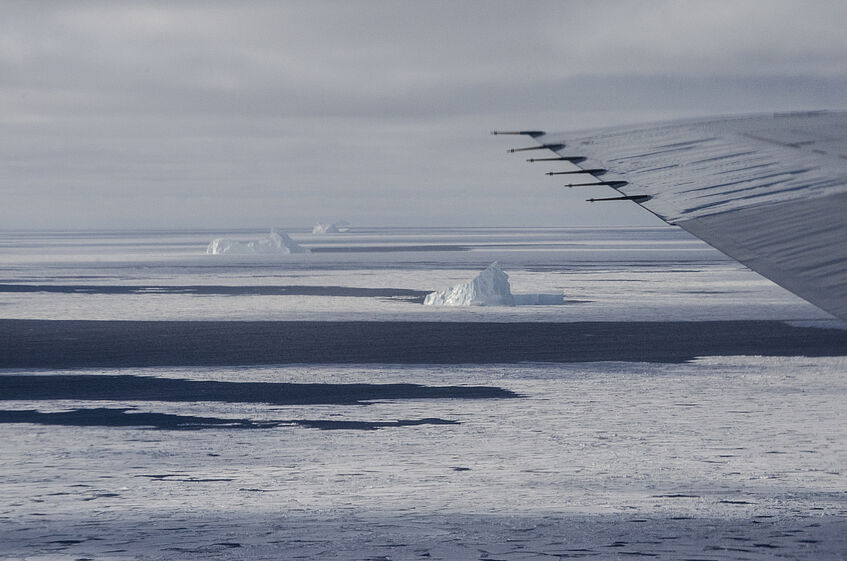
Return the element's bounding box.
[498,112,847,320]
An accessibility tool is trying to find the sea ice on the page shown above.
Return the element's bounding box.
[312,221,350,234]
[206,229,309,255]
[424,262,564,306]
[512,293,568,305]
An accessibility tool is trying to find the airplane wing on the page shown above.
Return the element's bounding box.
[496,111,847,320]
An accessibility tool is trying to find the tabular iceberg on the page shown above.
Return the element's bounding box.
[206,229,310,255]
[424,262,565,306]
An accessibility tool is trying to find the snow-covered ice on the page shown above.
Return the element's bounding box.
[2,226,846,559]
[424,262,564,306]
[512,292,567,305]
[206,229,309,255]
[2,358,847,559]
[0,227,829,321]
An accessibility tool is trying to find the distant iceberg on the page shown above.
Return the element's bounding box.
[312,221,350,234]
[424,262,564,307]
[206,229,310,255]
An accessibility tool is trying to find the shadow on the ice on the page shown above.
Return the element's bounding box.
[0,407,461,431]
[6,510,847,558]
[4,319,847,368]
[309,244,469,253]
[0,283,430,299]
[0,374,519,404]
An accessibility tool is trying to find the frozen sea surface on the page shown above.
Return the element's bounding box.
[3,358,847,559]
[0,226,832,322]
[1,227,846,559]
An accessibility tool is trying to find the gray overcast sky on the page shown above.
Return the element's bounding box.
[3,0,847,230]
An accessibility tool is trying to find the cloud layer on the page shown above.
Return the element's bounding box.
[3,1,846,229]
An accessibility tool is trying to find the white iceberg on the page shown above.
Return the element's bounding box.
[312,221,350,234]
[424,262,565,307]
[206,229,310,255]
[424,262,515,306]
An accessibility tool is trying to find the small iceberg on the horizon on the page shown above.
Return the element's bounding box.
[312,221,350,234]
[206,229,310,255]
[423,262,565,307]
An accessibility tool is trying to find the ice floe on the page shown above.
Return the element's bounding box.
[206,229,309,255]
[424,262,564,306]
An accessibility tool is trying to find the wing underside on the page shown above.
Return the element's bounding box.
[499,112,847,320]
